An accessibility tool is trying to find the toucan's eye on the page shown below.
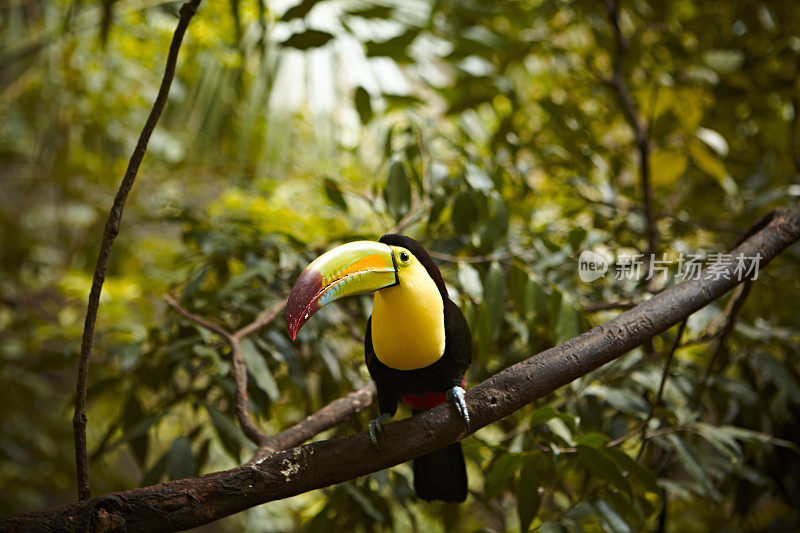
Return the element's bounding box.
[399,251,411,264]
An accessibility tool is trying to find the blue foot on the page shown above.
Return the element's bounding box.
[446,386,470,429]
[369,413,392,447]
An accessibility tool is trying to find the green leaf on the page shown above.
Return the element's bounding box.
[649,149,688,186]
[547,417,575,445]
[123,395,148,468]
[364,28,420,61]
[696,127,729,157]
[694,422,743,462]
[529,406,577,431]
[241,338,279,401]
[344,485,384,522]
[485,262,506,333]
[576,444,631,496]
[574,432,610,447]
[458,263,483,301]
[485,453,523,498]
[100,413,159,459]
[475,302,492,357]
[528,279,548,319]
[382,124,395,162]
[595,499,632,533]
[143,451,169,486]
[540,522,566,533]
[344,5,393,18]
[703,49,744,73]
[384,160,411,221]
[166,436,195,480]
[568,227,587,250]
[509,265,529,316]
[554,296,581,345]
[428,192,446,225]
[751,352,800,404]
[518,454,551,532]
[583,383,650,413]
[665,433,717,499]
[452,191,478,234]
[603,446,660,494]
[464,163,493,191]
[689,138,735,195]
[583,384,649,414]
[480,198,510,249]
[281,0,321,21]
[322,177,348,211]
[711,424,800,454]
[383,93,423,111]
[354,87,373,124]
[205,404,251,462]
[281,29,334,50]
[194,438,211,476]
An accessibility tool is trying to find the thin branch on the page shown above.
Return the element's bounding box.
[657,249,755,477]
[389,198,432,234]
[636,319,687,461]
[163,295,267,446]
[162,295,370,453]
[227,337,267,445]
[689,280,751,408]
[680,279,751,347]
[7,203,798,532]
[163,294,233,342]
[602,0,658,290]
[72,0,201,502]
[234,298,287,340]
[253,381,376,458]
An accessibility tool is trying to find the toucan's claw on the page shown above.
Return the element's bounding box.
[447,386,470,429]
[369,413,392,447]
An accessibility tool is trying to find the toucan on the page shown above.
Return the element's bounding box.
[286,234,472,502]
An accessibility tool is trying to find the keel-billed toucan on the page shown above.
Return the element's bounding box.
[286,234,471,502]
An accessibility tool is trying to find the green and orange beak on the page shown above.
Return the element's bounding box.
[286,241,398,340]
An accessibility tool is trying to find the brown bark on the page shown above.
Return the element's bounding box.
[5,203,798,532]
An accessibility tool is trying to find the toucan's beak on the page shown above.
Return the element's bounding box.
[286,241,398,340]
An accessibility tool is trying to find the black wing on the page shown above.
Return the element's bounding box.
[443,298,471,371]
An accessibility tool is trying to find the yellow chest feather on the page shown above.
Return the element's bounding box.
[371,262,445,371]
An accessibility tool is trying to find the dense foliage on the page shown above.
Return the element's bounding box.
[1,0,799,531]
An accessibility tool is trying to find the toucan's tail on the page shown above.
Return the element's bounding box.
[412,442,467,502]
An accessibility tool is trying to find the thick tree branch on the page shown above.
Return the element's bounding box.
[6,204,798,532]
[72,0,201,501]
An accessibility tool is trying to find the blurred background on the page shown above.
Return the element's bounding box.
[1,0,800,531]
